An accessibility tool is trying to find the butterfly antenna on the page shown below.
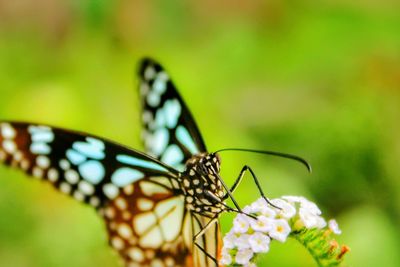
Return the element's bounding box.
[214,148,312,173]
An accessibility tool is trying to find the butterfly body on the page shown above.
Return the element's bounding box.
[181,153,225,216]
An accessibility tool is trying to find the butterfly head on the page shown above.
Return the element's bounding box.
[183,153,225,215]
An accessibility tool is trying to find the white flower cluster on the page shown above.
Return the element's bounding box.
[220,196,341,266]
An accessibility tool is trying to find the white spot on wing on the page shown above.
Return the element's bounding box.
[115,197,127,210]
[157,71,169,83]
[48,168,59,182]
[60,182,72,194]
[118,224,133,239]
[65,169,79,184]
[147,91,160,107]
[138,198,154,211]
[144,66,156,81]
[73,191,85,201]
[90,196,100,207]
[139,181,170,196]
[32,167,43,178]
[1,123,16,139]
[142,110,153,124]
[2,140,16,153]
[103,183,119,199]
[140,82,150,95]
[111,236,125,250]
[128,247,144,262]
[78,180,95,195]
[36,156,50,169]
[59,159,70,170]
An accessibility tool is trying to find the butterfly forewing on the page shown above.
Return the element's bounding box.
[0,122,178,207]
[138,58,207,171]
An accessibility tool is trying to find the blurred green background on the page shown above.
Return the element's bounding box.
[0,0,399,266]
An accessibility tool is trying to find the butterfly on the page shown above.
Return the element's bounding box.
[0,58,310,267]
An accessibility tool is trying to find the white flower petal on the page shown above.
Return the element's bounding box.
[233,214,250,234]
[299,207,325,228]
[223,231,237,249]
[271,198,296,219]
[235,248,254,265]
[300,199,322,215]
[234,234,251,250]
[282,195,306,203]
[328,219,342,234]
[316,216,327,228]
[250,215,273,232]
[248,232,270,253]
[268,219,291,242]
[219,248,232,265]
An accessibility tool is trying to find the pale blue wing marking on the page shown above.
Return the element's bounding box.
[154,109,166,129]
[30,143,51,155]
[153,77,167,94]
[147,91,161,107]
[161,144,184,170]
[116,155,169,172]
[111,168,144,187]
[28,126,54,155]
[151,128,169,156]
[151,99,181,130]
[176,126,199,155]
[78,160,105,184]
[72,138,105,160]
[31,131,54,143]
[164,99,181,129]
[66,149,86,165]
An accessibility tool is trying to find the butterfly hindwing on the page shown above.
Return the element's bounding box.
[102,178,192,266]
[138,58,207,171]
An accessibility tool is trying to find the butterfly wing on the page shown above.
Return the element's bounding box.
[0,122,196,266]
[138,58,207,171]
[138,59,221,267]
[103,177,193,266]
[0,121,179,207]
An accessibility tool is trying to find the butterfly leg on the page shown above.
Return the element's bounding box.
[226,165,280,209]
[192,214,219,265]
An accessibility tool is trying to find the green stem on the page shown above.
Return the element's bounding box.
[291,229,348,267]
